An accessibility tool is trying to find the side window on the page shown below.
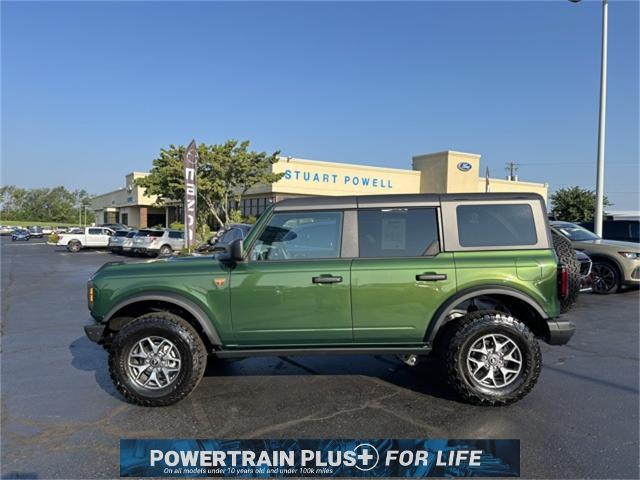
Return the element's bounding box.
[221,228,240,243]
[251,211,342,261]
[88,228,102,235]
[168,231,183,239]
[358,208,439,258]
[457,204,537,247]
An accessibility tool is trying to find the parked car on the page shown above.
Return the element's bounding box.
[132,229,184,256]
[197,224,252,254]
[85,193,577,407]
[0,226,14,235]
[41,226,53,235]
[580,220,639,244]
[54,226,69,234]
[28,226,44,238]
[121,230,138,255]
[550,221,640,294]
[56,227,115,252]
[108,230,133,254]
[11,229,30,241]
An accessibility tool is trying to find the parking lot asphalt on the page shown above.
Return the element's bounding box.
[1,237,639,479]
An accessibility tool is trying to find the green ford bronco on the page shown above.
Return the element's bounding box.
[85,193,577,406]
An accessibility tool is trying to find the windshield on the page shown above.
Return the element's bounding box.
[554,223,600,241]
[114,230,129,237]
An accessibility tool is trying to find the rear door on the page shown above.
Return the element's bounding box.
[350,206,457,343]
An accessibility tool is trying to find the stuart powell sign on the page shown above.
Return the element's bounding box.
[183,140,198,249]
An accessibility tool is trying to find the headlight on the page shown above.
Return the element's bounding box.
[619,252,640,259]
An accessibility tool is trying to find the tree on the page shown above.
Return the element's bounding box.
[550,186,612,223]
[136,140,283,226]
[0,185,94,224]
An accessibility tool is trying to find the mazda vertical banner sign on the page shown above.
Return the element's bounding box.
[183,140,198,249]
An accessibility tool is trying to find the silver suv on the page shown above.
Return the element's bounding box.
[132,229,184,256]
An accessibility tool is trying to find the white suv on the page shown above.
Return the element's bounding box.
[132,229,184,256]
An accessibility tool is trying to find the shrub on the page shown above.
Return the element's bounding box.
[47,233,60,244]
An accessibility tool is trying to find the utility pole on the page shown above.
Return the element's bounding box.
[569,0,609,236]
[505,162,519,181]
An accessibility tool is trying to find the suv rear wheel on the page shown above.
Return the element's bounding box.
[159,245,173,256]
[108,312,207,406]
[446,310,541,406]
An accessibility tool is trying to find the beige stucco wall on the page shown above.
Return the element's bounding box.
[91,152,549,216]
[478,178,548,201]
[90,172,159,210]
[245,157,421,196]
[412,151,481,193]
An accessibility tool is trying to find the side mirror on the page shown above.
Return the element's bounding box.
[230,239,244,261]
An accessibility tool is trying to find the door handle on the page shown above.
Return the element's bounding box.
[312,275,343,284]
[416,273,447,281]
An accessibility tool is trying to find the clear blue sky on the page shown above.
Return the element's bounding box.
[2,1,638,209]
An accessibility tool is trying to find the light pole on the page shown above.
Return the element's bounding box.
[570,0,608,236]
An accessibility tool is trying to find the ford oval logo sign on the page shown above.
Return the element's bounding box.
[457,162,472,172]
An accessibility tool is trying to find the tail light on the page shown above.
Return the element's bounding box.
[558,264,569,298]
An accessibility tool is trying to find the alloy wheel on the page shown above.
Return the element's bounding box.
[591,263,617,294]
[466,333,523,389]
[126,336,182,390]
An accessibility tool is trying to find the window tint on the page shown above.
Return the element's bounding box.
[137,230,163,238]
[358,208,439,258]
[114,230,129,237]
[88,228,102,235]
[457,204,537,247]
[251,211,342,261]
[168,231,183,239]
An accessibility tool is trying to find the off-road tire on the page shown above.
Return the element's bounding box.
[551,231,580,313]
[446,310,542,406]
[67,240,82,253]
[108,312,207,406]
[591,259,622,294]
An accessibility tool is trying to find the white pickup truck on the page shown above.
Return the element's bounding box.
[56,227,115,252]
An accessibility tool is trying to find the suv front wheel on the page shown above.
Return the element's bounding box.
[108,312,207,406]
[446,311,541,406]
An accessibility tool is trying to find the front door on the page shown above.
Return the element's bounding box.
[229,210,352,346]
[350,207,457,343]
[86,228,109,247]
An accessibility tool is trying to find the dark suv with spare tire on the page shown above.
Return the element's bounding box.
[84,193,578,407]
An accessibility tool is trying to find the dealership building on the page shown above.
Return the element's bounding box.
[90,150,548,228]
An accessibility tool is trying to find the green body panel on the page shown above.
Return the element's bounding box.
[228,259,352,346]
[453,250,560,318]
[90,257,234,343]
[351,255,457,343]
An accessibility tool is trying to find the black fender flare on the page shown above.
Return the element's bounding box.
[102,292,222,345]
[425,286,550,343]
